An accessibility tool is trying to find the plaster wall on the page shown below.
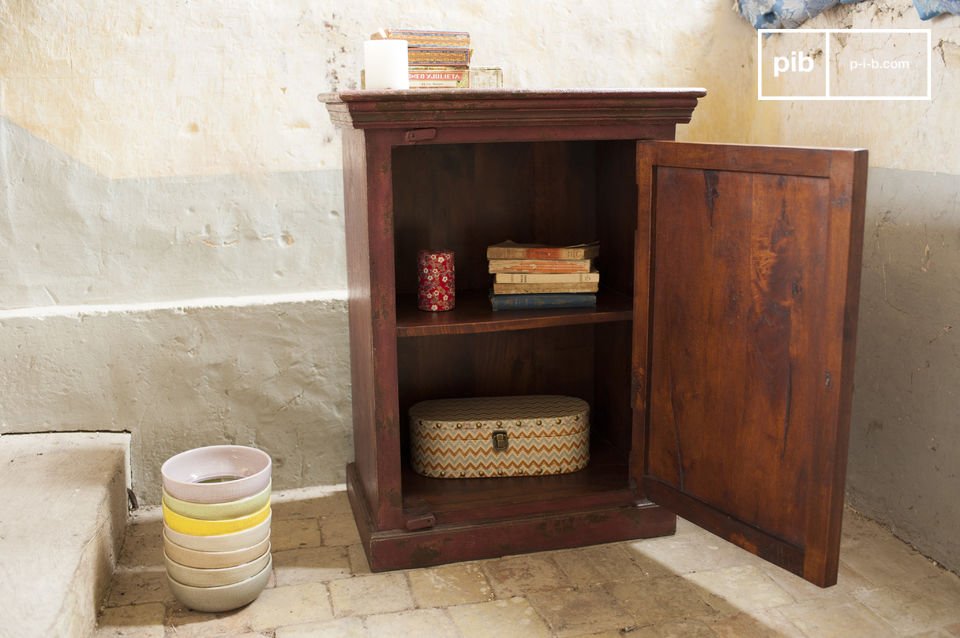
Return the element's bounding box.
[0,297,352,504]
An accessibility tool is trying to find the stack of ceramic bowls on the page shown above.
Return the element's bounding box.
[160,445,273,613]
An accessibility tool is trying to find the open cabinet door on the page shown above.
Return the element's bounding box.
[634,141,868,587]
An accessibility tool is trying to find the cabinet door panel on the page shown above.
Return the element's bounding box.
[635,142,867,586]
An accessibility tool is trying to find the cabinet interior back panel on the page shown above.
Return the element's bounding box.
[391,142,598,295]
[648,166,831,549]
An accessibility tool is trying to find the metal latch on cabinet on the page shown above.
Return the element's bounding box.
[492,430,509,452]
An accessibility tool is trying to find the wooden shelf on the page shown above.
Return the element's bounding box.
[401,440,633,526]
[395,289,634,338]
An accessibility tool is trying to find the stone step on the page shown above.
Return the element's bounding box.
[0,432,130,638]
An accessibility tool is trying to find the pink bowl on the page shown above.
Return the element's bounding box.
[161,445,271,504]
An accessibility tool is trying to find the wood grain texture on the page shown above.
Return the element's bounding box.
[396,290,632,337]
[637,141,867,586]
[365,499,677,572]
[324,88,706,132]
[341,129,405,531]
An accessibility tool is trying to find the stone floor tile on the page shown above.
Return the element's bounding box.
[272,490,351,520]
[684,565,795,612]
[347,544,371,575]
[482,553,570,598]
[842,533,943,587]
[704,608,805,638]
[759,559,872,603]
[272,545,351,586]
[408,562,495,607]
[946,622,960,636]
[625,531,763,575]
[527,585,634,637]
[854,572,960,635]
[552,542,671,587]
[328,572,414,617]
[167,581,331,637]
[840,508,888,550]
[319,512,362,546]
[606,575,728,625]
[94,602,166,638]
[564,631,622,638]
[271,518,323,552]
[624,619,718,638]
[117,532,163,569]
[448,597,552,638]
[779,599,898,637]
[104,569,173,607]
[365,608,459,637]
[275,617,368,638]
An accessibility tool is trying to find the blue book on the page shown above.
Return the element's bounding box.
[490,293,597,311]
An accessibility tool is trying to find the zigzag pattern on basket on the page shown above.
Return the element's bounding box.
[413,451,590,478]
[412,426,585,442]
[413,435,589,478]
[413,439,588,458]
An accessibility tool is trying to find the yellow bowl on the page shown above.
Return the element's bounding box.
[163,501,271,537]
[163,481,271,521]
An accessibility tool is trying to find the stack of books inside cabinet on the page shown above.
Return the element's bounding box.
[487,241,601,310]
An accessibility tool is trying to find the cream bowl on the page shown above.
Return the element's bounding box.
[163,511,271,553]
[161,445,272,504]
[164,548,271,588]
[163,480,271,521]
[163,534,270,569]
[167,555,272,613]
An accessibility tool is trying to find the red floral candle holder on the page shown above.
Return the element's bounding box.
[417,249,455,312]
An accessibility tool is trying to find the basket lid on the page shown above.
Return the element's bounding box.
[409,395,588,421]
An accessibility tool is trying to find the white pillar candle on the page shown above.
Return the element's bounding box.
[363,40,409,90]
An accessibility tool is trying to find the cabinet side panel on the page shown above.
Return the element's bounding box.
[342,128,380,515]
[343,130,404,531]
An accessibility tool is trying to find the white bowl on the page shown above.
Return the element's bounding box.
[167,555,272,613]
[165,548,271,588]
[161,445,272,504]
[163,534,270,569]
[163,480,271,521]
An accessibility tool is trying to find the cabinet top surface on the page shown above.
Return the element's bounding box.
[322,88,707,133]
[325,88,706,102]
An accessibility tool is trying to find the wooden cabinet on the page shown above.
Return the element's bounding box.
[324,89,867,587]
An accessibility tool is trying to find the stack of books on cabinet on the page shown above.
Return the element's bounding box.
[371,28,503,88]
[487,241,600,311]
[372,28,472,88]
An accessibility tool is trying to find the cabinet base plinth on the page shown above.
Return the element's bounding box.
[346,462,676,572]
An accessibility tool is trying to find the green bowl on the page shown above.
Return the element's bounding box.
[162,480,271,521]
